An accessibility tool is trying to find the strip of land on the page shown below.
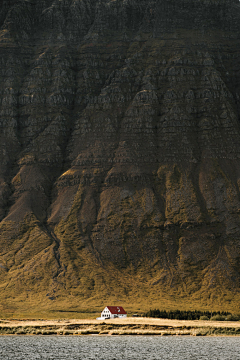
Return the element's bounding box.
[0,318,240,336]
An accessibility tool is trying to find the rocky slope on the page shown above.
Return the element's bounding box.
[1,0,240,314]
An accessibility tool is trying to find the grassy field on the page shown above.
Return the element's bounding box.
[1,317,240,336]
[1,287,240,320]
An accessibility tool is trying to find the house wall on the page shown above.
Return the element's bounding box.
[100,307,127,319]
[101,307,111,318]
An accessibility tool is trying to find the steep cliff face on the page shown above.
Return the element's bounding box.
[1,0,240,314]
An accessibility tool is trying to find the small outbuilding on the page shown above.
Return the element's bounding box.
[97,306,127,320]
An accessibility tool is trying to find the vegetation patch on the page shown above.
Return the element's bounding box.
[144,309,236,321]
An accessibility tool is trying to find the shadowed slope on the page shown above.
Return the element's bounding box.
[0,0,240,315]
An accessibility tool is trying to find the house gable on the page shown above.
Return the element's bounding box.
[101,307,111,317]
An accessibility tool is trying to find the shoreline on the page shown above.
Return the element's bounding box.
[1,318,240,336]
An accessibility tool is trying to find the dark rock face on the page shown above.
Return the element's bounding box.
[155,0,240,34]
[1,0,240,310]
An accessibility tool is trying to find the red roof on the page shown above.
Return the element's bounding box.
[106,306,127,315]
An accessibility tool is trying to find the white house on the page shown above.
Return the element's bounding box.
[97,306,127,320]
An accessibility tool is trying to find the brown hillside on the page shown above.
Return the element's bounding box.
[0,0,240,316]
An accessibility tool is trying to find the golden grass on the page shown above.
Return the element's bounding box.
[0,318,240,336]
[1,317,240,328]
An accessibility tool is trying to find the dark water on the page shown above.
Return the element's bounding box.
[0,335,240,360]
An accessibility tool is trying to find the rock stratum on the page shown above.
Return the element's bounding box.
[1,0,240,314]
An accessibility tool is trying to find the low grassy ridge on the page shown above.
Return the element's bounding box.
[1,285,240,320]
[1,318,240,336]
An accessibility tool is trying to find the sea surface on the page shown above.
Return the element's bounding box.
[0,335,239,360]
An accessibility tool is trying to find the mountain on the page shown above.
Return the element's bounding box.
[0,0,240,316]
